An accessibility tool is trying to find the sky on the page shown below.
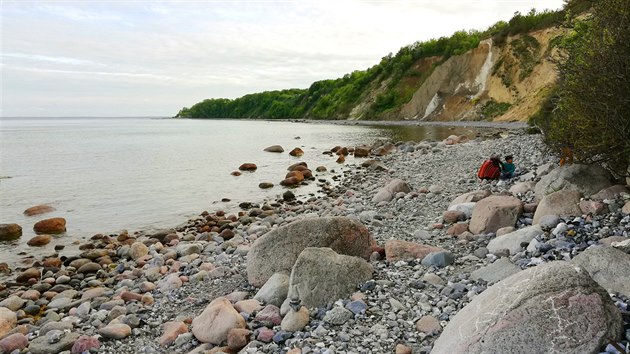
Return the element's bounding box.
[1,0,564,117]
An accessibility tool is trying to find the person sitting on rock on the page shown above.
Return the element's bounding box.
[501,155,516,179]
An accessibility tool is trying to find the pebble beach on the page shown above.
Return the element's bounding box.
[1,129,629,354]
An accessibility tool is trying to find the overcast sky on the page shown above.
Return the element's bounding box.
[1,0,564,117]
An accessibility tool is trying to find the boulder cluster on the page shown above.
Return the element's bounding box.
[1,131,629,354]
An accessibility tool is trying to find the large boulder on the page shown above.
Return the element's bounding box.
[263,145,284,153]
[0,224,22,240]
[246,217,376,287]
[33,217,66,234]
[572,246,630,298]
[384,240,444,262]
[431,262,623,354]
[590,185,629,201]
[448,190,491,208]
[533,190,582,225]
[287,247,373,308]
[372,179,412,203]
[487,225,544,255]
[192,297,246,344]
[254,272,289,307]
[469,196,523,234]
[534,164,613,200]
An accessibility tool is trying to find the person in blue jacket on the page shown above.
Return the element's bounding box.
[501,155,516,179]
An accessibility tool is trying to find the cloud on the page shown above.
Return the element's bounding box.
[1,0,564,116]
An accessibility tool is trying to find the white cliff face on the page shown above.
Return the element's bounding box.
[473,39,493,97]
[422,93,441,119]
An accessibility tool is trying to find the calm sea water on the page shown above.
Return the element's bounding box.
[0,117,481,264]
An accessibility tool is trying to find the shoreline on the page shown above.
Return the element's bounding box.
[0,131,628,354]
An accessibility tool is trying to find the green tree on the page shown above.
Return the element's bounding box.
[545,0,630,176]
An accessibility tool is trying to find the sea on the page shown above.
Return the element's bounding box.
[0,117,487,265]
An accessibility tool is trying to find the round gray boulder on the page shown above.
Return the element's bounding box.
[534,164,612,201]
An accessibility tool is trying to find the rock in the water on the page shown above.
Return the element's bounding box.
[487,225,544,255]
[238,163,257,171]
[254,272,289,307]
[27,234,52,247]
[259,182,274,189]
[263,145,284,153]
[354,146,370,158]
[384,240,444,262]
[534,164,613,200]
[469,196,523,234]
[289,148,304,157]
[33,217,66,234]
[246,217,376,287]
[0,307,17,338]
[471,258,522,284]
[0,333,28,353]
[533,190,582,225]
[281,306,309,331]
[0,223,22,240]
[191,297,246,344]
[23,205,55,216]
[431,262,622,354]
[287,247,373,308]
[572,246,630,298]
[372,179,411,203]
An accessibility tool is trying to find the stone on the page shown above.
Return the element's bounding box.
[129,241,149,260]
[469,196,523,234]
[384,240,444,262]
[354,146,370,157]
[323,306,354,325]
[27,234,52,246]
[247,217,376,287]
[579,200,607,215]
[533,190,582,225]
[77,262,101,274]
[445,223,469,236]
[234,299,263,314]
[534,164,613,200]
[192,297,246,344]
[15,267,40,283]
[421,251,455,268]
[227,328,250,350]
[487,225,544,255]
[448,190,491,208]
[447,203,476,219]
[71,335,100,354]
[443,210,465,223]
[287,247,373,308]
[415,315,441,335]
[612,239,630,253]
[289,148,304,157]
[98,323,132,339]
[259,182,274,189]
[623,201,630,215]
[254,273,289,307]
[24,205,56,216]
[0,333,29,353]
[159,321,188,347]
[539,214,560,230]
[589,184,628,201]
[509,181,536,195]
[0,307,17,338]
[0,295,25,311]
[395,344,413,354]
[0,223,22,240]
[496,226,516,237]
[431,262,622,354]
[471,258,522,284]
[239,163,257,171]
[281,306,309,331]
[572,246,630,297]
[33,217,66,234]
[254,305,282,326]
[263,145,284,153]
[28,332,80,354]
[372,179,412,203]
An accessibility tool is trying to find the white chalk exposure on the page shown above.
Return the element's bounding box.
[474,39,494,97]
[422,93,441,119]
